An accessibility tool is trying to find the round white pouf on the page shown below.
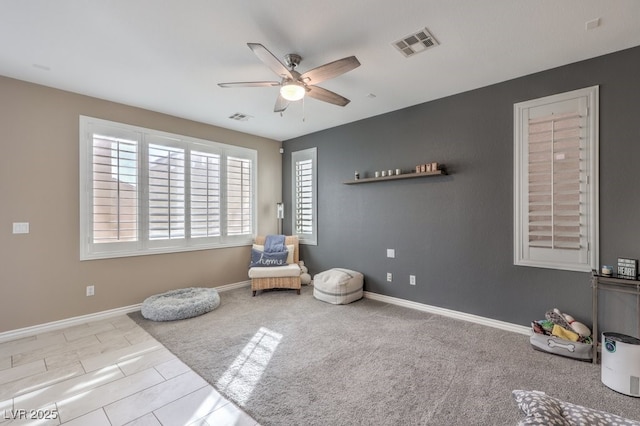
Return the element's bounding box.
[141,287,220,321]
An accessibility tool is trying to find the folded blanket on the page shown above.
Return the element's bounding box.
[264,234,285,253]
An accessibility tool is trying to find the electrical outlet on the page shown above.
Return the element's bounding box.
[409,275,416,285]
[387,272,393,282]
[12,222,29,234]
[86,285,95,297]
[386,249,395,258]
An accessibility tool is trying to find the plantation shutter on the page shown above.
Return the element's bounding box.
[91,134,138,244]
[292,148,317,244]
[514,86,598,272]
[190,151,221,238]
[226,156,252,236]
[80,116,257,260]
[148,143,185,240]
[295,158,314,235]
[527,111,583,250]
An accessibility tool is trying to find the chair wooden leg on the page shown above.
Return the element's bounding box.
[297,289,300,295]
[252,290,256,297]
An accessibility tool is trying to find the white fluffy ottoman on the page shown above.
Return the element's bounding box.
[313,268,364,305]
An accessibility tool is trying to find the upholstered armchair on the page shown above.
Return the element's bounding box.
[248,235,302,296]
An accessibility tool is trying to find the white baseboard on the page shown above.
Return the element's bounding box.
[216,280,251,292]
[0,281,251,344]
[0,304,143,344]
[363,291,531,336]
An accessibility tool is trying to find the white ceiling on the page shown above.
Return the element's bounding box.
[2,1,640,141]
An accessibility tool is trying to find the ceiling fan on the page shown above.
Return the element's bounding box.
[218,43,361,113]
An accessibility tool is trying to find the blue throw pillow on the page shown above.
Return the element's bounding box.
[250,248,288,267]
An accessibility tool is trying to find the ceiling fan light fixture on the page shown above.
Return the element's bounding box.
[280,81,305,101]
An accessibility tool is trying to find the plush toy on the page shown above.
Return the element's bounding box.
[546,308,591,338]
[561,312,591,338]
[298,260,311,284]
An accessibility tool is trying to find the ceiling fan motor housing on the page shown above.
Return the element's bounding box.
[284,53,302,69]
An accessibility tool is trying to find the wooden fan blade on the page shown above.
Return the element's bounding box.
[247,43,293,79]
[306,85,350,106]
[274,94,289,112]
[218,81,280,88]
[300,56,360,85]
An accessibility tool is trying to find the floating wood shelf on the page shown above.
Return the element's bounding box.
[343,169,446,185]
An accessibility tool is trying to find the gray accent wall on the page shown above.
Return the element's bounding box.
[283,46,640,332]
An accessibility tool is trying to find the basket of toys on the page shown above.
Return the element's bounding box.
[530,308,593,361]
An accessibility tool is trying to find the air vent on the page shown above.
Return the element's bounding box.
[228,113,252,121]
[393,28,439,58]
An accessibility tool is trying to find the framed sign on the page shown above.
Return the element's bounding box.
[617,258,638,279]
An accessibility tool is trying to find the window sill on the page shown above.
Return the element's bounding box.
[80,239,252,261]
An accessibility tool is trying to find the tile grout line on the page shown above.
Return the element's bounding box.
[100,406,113,426]
[162,384,228,426]
[56,367,161,424]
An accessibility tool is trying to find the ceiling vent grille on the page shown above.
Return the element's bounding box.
[228,112,252,121]
[393,28,439,58]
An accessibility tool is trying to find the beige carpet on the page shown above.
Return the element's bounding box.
[130,285,640,425]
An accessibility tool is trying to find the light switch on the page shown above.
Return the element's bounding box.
[386,249,395,258]
[13,222,29,234]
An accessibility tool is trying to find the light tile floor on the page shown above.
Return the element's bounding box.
[0,315,259,426]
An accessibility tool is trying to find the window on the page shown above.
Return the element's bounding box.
[514,86,599,272]
[226,156,253,236]
[291,147,317,245]
[80,116,257,260]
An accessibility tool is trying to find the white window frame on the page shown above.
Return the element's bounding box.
[514,86,599,272]
[291,147,317,245]
[79,116,257,260]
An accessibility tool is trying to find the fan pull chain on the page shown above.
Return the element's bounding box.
[302,96,306,122]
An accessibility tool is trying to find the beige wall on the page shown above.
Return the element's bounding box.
[0,76,282,333]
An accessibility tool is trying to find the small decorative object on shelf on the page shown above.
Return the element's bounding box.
[601,265,613,277]
[375,171,380,178]
[355,171,360,180]
[395,168,401,175]
[415,162,439,173]
[617,258,638,279]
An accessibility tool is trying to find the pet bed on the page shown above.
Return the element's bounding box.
[141,287,220,321]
